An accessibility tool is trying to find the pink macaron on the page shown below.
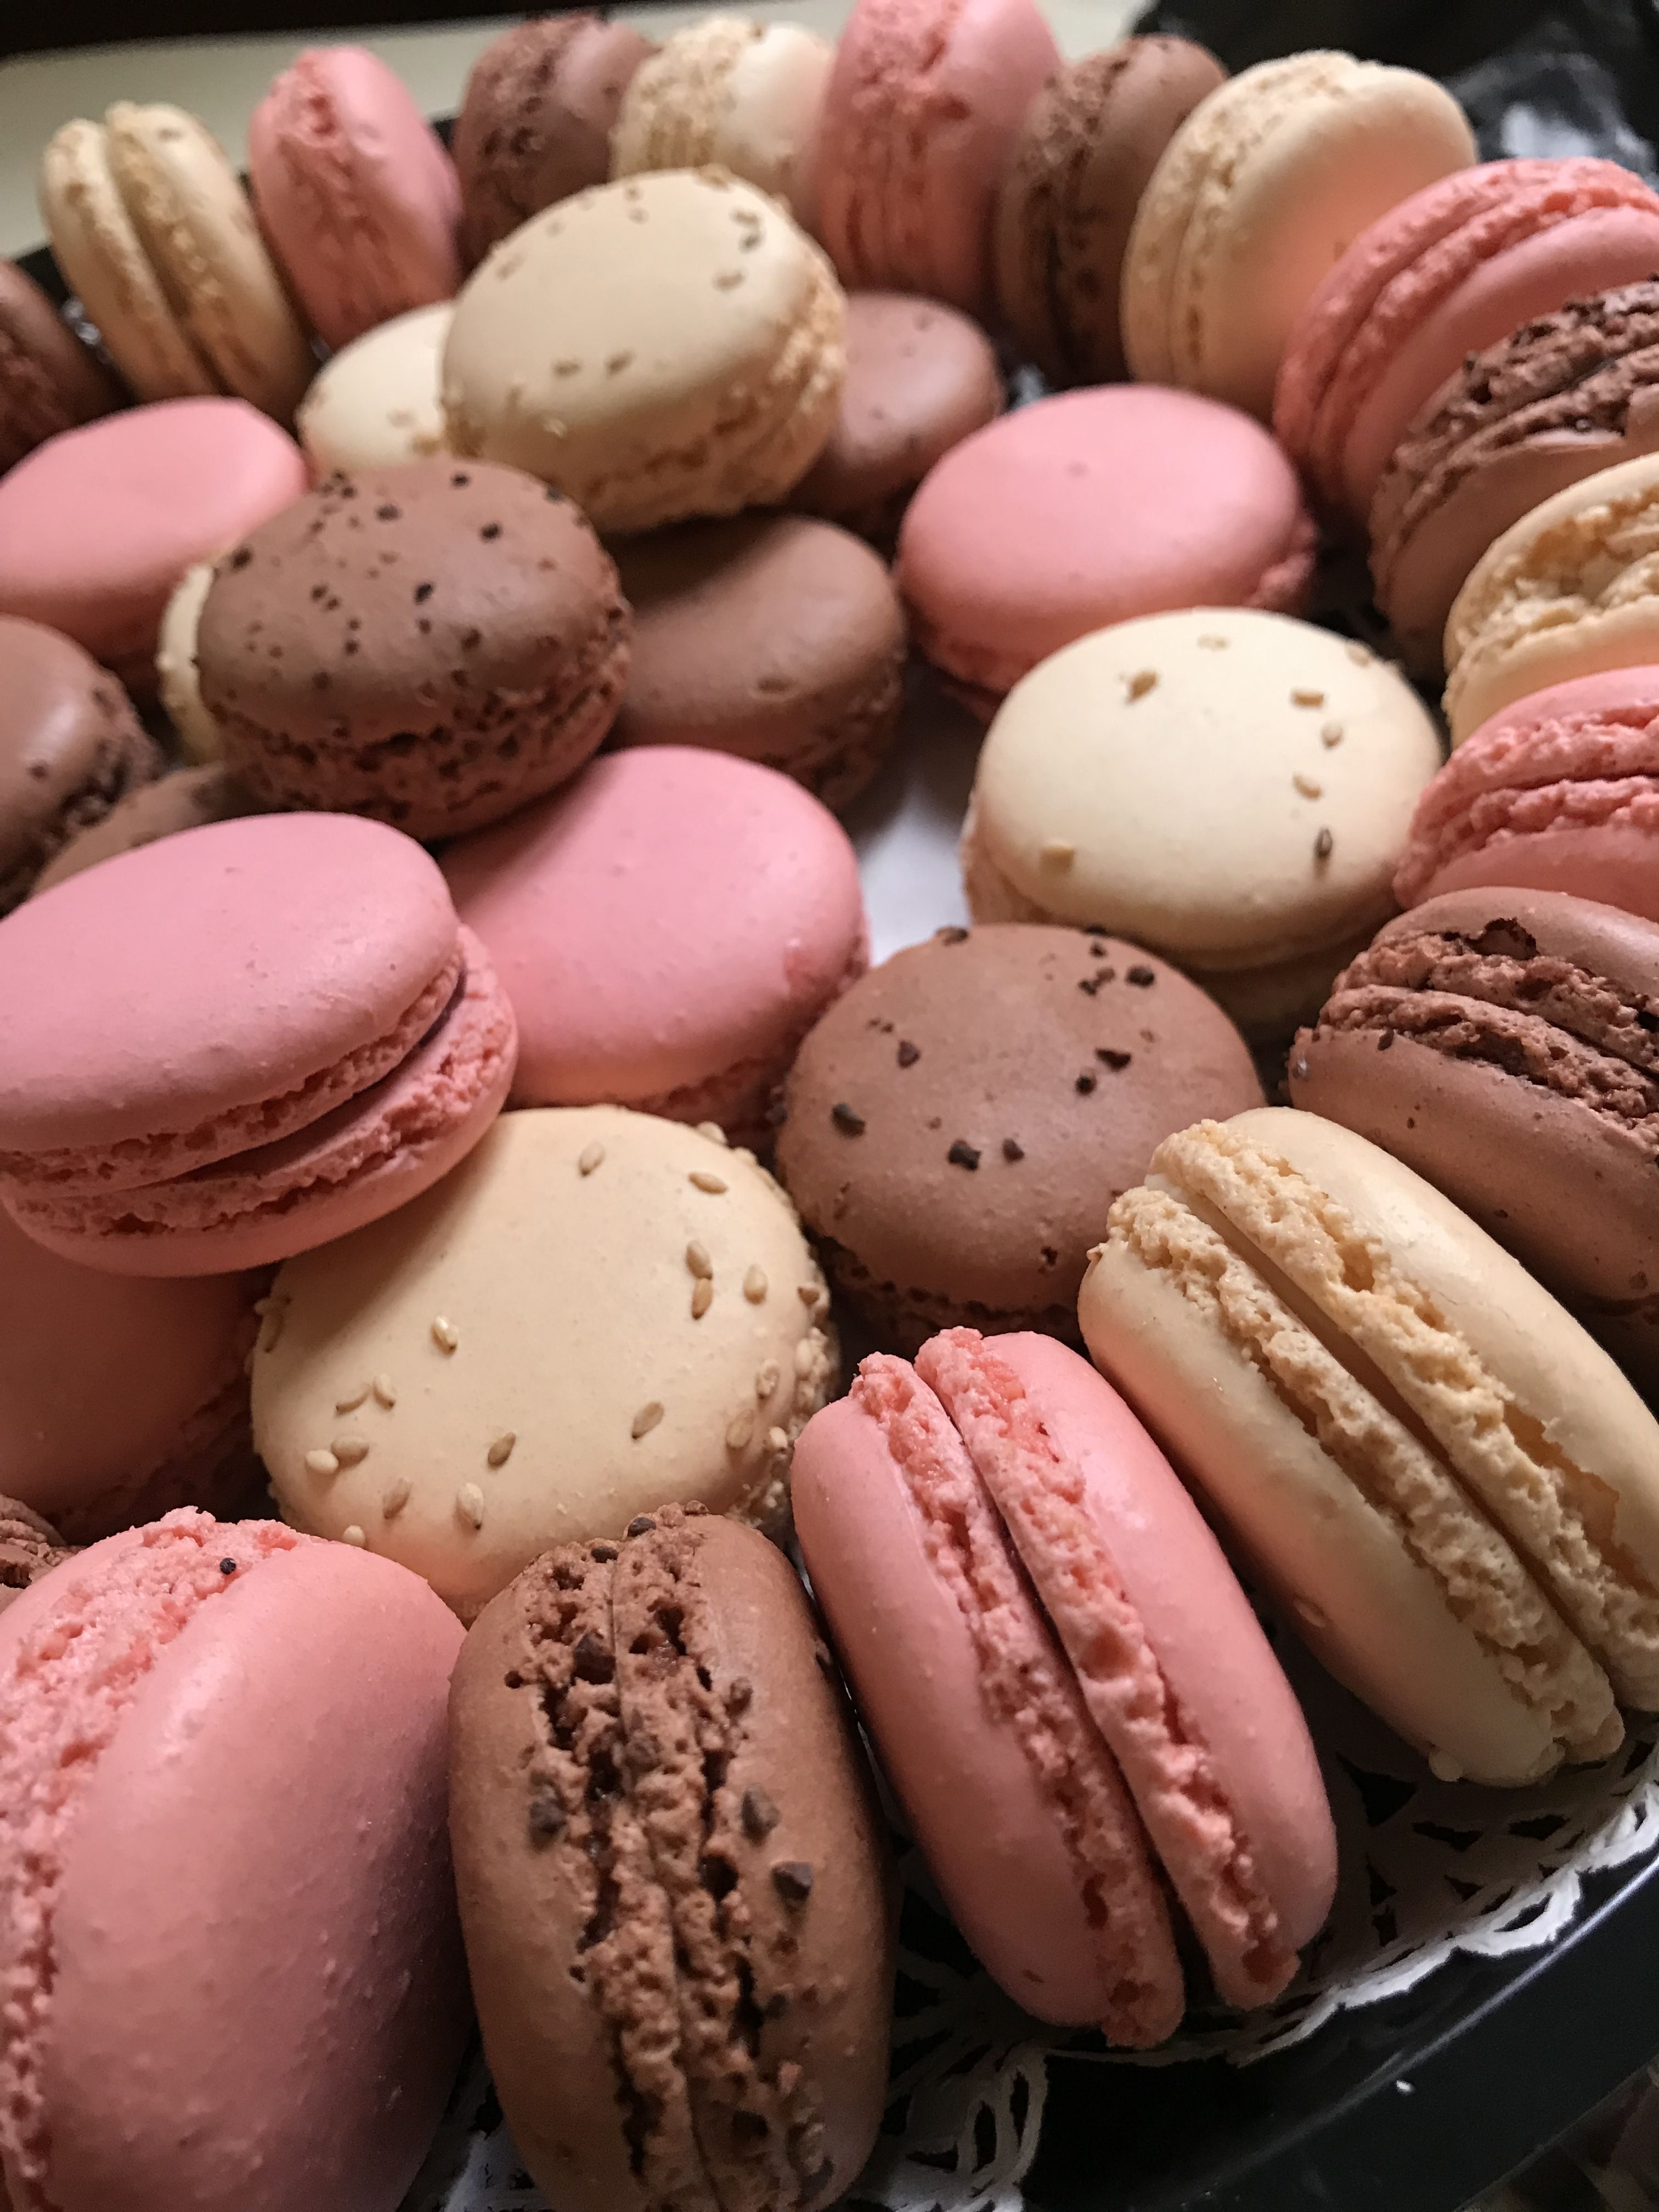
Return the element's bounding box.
[1276,159,1659,525]
[249,45,463,352]
[0,399,307,690]
[443,746,867,1148]
[897,384,1317,716]
[815,0,1060,320]
[1395,667,1659,916]
[0,813,516,1275]
[793,1327,1336,2042]
[0,1508,467,2212]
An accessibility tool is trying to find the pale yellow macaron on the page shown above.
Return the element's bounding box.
[962,608,1443,1036]
[443,168,845,534]
[1443,450,1659,741]
[253,1107,837,1620]
[1081,1109,1659,1786]
[297,302,453,473]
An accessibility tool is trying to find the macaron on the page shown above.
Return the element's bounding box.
[1371,285,1659,676]
[897,386,1317,718]
[774,923,1262,1353]
[612,16,835,230]
[963,611,1444,1036]
[1081,1108,1659,1785]
[155,561,221,760]
[610,516,907,811]
[815,0,1061,319]
[1120,53,1477,420]
[0,398,307,690]
[0,618,162,915]
[0,813,516,1275]
[248,46,462,353]
[0,1203,261,1543]
[0,1499,71,1617]
[452,13,655,262]
[444,747,868,1144]
[296,302,452,474]
[0,1508,467,2212]
[195,460,630,839]
[448,1504,894,2212]
[0,258,120,476]
[1276,161,1659,530]
[789,290,1003,546]
[993,37,1226,386]
[1444,452,1659,742]
[251,1108,836,1619]
[793,1328,1335,2038]
[443,170,845,535]
[32,763,259,897]
[40,105,314,421]
[1291,887,1659,1388]
[1395,669,1659,917]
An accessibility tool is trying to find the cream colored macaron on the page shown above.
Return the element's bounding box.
[156,562,221,761]
[297,303,453,474]
[1443,451,1659,741]
[253,1107,836,1620]
[963,609,1443,1036]
[443,168,845,534]
[1081,1108,1659,1786]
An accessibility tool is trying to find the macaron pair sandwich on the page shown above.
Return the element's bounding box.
[0,813,516,1275]
[0,1508,468,2212]
[794,1328,1336,2040]
[1082,1109,1659,1787]
[449,1502,895,2212]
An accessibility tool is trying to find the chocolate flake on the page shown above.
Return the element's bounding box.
[742,1787,781,1839]
[590,1542,619,1561]
[896,1040,920,1068]
[573,1631,614,1684]
[528,1793,567,1843]
[480,522,502,540]
[219,1559,236,1575]
[726,1675,754,1714]
[1127,966,1156,988]
[831,1102,866,1134]
[413,581,434,603]
[627,1514,658,1536]
[772,1860,814,1904]
[1075,1073,1096,1094]
[936,926,968,944]
[1002,1138,1024,1162]
[1378,1030,1395,1051]
[947,1140,980,1170]
[1078,975,1103,996]
[1097,1049,1132,1070]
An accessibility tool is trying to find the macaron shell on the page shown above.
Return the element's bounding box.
[297,303,452,472]
[0,259,120,473]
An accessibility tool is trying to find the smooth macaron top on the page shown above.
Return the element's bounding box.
[443,746,867,1106]
[0,812,458,1159]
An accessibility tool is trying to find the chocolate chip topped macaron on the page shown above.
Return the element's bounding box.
[196,459,631,840]
[774,922,1262,1353]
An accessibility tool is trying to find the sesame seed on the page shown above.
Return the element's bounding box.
[1124,669,1158,701]
[936,926,968,944]
[727,1408,756,1450]
[373,1373,397,1408]
[696,1121,729,1146]
[744,1266,769,1303]
[1097,1049,1132,1070]
[1293,774,1323,799]
[1346,641,1372,664]
[1322,721,1344,747]
[1378,1030,1395,1052]
[382,1477,412,1517]
[691,1280,714,1319]
[432,1317,459,1353]
[1314,828,1334,861]
[342,1525,367,1547]
[487,1432,517,1468]
[830,1102,865,1135]
[1127,966,1156,988]
[756,1361,781,1399]
[686,1240,713,1279]
[578,1142,606,1175]
[1041,839,1075,868]
[332,1435,370,1466]
[335,1384,369,1413]
[456,1483,486,1528]
[793,1339,816,1378]
[797,1282,821,1307]
[1197,634,1228,650]
[631,1401,665,1439]
[690,1171,728,1193]
[305,1448,340,1477]
[1292,688,1325,708]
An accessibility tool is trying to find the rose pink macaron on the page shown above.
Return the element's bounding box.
[898,385,1316,717]
[0,1508,468,2212]
[443,746,866,1148]
[793,1327,1336,2042]
[0,813,516,1275]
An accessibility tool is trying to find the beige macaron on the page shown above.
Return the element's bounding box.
[443,168,845,534]
[1081,1108,1659,1786]
[1443,451,1659,742]
[253,1106,837,1620]
[42,105,313,420]
[296,303,453,474]
[962,609,1443,1037]
[1120,54,1475,420]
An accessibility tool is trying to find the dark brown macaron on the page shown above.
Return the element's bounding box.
[993,38,1226,386]
[611,516,907,814]
[0,1495,73,1617]
[0,259,121,477]
[196,461,631,841]
[448,1502,895,2212]
[1290,886,1659,1390]
[32,763,261,896]
[454,14,656,263]
[774,922,1263,1353]
[790,292,1004,549]
[0,615,162,915]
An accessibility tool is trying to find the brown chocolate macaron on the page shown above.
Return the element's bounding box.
[1291,886,1659,1391]
[0,616,162,914]
[774,922,1263,1352]
[31,762,260,896]
[196,460,631,840]
[448,1503,894,2212]
[611,516,907,812]
[0,259,121,476]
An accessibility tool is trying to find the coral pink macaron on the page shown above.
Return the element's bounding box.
[249,44,463,352]
[443,746,866,1148]
[1276,158,1659,526]
[0,813,516,1275]
[0,1509,468,2212]
[898,385,1316,717]
[793,1327,1335,2042]
[1395,668,1659,916]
